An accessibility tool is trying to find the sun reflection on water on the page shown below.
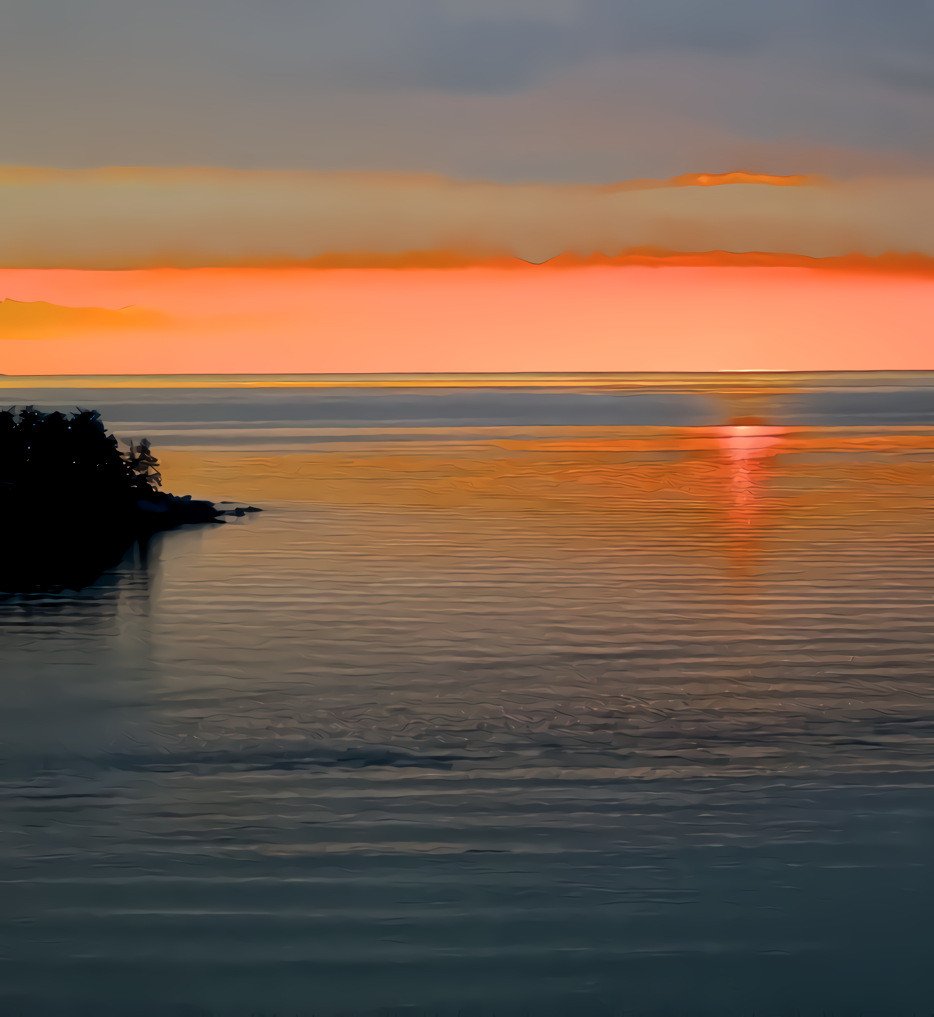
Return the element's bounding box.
[713,418,788,590]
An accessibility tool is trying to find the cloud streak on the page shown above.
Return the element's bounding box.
[0,297,167,339]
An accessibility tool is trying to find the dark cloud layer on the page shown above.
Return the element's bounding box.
[2,0,932,180]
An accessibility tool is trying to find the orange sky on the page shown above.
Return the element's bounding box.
[2,167,933,374]
[1,264,932,374]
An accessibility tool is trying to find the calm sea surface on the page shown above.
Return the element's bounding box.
[2,375,934,1016]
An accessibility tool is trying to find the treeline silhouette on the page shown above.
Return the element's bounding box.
[1,407,162,508]
[1,407,239,592]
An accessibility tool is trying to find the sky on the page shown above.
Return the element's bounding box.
[1,0,933,373]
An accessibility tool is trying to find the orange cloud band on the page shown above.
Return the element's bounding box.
[2,165,932,269]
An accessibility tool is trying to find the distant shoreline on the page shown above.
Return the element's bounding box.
[3,370,934,390]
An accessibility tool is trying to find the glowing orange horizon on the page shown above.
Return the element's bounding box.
[2,263,933,375]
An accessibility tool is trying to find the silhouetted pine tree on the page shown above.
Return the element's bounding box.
[125,437,163,496]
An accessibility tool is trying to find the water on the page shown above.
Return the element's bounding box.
[2,374,934,1016]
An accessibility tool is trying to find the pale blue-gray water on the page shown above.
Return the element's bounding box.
[2,374,934,1016]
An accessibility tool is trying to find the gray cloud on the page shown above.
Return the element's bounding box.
[1,0,932,179]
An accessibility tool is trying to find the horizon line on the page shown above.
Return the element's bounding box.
[3,369,934,390]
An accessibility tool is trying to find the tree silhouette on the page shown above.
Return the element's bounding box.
[0,407,240,592]
[125,437,163,496]
[0,406,162,509]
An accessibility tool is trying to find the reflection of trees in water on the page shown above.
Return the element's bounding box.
[1,531,144,596]
[0,539,160,777]
[0,537,154,626]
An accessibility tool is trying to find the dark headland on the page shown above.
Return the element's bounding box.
[0,407,259,592]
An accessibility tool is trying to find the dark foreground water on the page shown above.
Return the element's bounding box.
[2,375,934,1016]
